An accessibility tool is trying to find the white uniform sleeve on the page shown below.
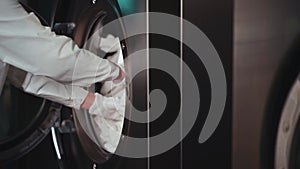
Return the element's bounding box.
[22,72,89,110]
[0,0,120,87]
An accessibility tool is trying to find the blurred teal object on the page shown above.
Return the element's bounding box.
[118,0,144,15]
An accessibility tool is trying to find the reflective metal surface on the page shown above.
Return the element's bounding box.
[275,77,300,169]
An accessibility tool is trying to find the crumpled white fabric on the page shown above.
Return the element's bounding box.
[86,35,126,153]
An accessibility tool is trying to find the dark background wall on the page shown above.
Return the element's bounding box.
[182,0,232,169]
[149,0,232,169]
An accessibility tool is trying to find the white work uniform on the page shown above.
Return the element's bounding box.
[0,0,121,109]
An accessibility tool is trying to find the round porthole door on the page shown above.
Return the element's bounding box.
[48,1,131,169]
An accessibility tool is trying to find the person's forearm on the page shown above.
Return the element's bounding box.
[0,33,120,86]
[22,73,89,110]
[0,3,120,87]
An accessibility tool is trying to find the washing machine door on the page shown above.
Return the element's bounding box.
[47,2,131,167]
[69,4,130,164]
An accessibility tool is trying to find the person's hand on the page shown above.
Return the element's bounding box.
[80,92,96,110]
[113,67,125,83]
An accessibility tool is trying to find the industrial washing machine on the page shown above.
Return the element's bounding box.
[0,0,138,168]
[0,0,233,169]
[4,0,300,168]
